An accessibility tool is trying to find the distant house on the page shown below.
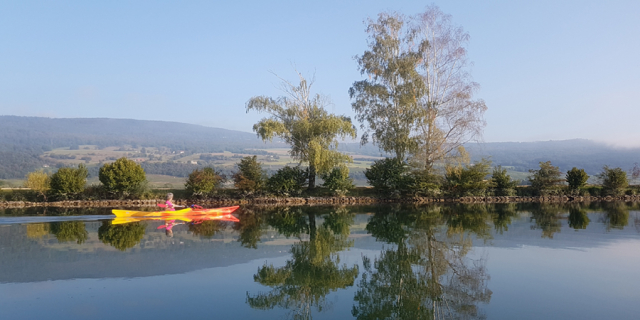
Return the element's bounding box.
[180,151,185,154]
[190,161,198,165]
[42,164,50,168]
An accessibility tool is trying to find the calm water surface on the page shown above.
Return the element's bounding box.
[1,203,639,320]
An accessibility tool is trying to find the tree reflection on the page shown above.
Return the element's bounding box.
[188,220,225,239]
[491,204,518,234]
[353,205,492,320]
[529,204,563,238]
[50,221,88,244]
[98,221,146,251]
[247,207,358,320]
[233,207,269,249]
[599,203,629,231]
[568,205,590,230]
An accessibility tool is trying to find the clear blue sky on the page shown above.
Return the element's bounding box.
[1,0,639,146]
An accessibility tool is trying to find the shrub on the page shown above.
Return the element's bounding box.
[267,166,308,196]
[185,167,225,197]
[566,167,589,191]
[405,169,441,197]
[233,156,267,193]
[597,166,628,196]
[321,165,354,196]
[444,159,492,197]
[491,166,518,196]
[99,157,147,198]
[528,161,563,195]
[364,158,411,195]
[24,170,50,201]
[50,164,88,198]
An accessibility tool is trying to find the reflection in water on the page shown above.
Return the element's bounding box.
[353,205,491,320]
[188,220,226,239]
[233,207,269,249]
[529,204,563,238]
[98,221,146,251]
[50,221,89,244]
[568,205,590,230]
[26,223,50,239]
[599,202,629,230]
[247,207,358,320]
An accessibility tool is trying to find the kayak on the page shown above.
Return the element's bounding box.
[111,205,239,218]
[111,212,240,225]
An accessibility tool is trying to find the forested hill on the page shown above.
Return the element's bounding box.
[466,139,640,175]
[0,116,278,153]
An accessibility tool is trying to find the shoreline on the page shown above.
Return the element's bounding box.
[1,194,640,208]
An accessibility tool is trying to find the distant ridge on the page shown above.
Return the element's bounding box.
[0,116,281,152]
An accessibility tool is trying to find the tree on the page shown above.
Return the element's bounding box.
[233,156,267,193]
[491,166,518,196]
[568,206,590,230]
[185,167,224,197]
[566,167,589,191]
[320,165,354,196]
[364,158,411,194]
[412,5,487,170]
[266,166,308,196]
[597,166,628,196]
[98,221,146,251]
[49,164,88,197]
[350,7,487,169]
[528,161,563,195]
[443,159,492,197]
[247,72,356,189]
[24,170,50,201]
[349,12,425,160]
[99,157,147,197]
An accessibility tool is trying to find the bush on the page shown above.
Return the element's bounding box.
[405,169,441,197]
[528,161,563,195]
[321,165,354,196]
[597,166,628,196]
[99,157,147,198]
[566,167,589,191]
[233,156,267,193]
[50,164,88,198]
[267,166,308,196]
[185,167,225,197]
[24,170,50,201]
[491,166,519,196]
[364,158,411,195]
[444,159,492,197]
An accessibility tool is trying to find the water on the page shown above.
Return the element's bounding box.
[1,203,639,320]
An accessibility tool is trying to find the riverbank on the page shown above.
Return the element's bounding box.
[2,194,640,208]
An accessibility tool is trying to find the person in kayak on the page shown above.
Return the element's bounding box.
[165,193,176,211]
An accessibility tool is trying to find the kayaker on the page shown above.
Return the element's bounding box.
[165,193,176,211]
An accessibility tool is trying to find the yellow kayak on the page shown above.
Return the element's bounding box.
[111,205,239,218]
[111,212,240,225]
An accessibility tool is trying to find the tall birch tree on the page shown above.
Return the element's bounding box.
[247,72,356,189]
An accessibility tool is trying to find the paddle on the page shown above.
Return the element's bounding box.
[157,204,185,208]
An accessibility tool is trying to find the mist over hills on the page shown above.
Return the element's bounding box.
[0,116,639,179]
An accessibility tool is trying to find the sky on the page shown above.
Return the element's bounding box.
[1,0,639,147]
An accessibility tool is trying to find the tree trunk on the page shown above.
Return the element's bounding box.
[308,165,316,190]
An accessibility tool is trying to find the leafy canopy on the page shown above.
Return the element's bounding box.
[247,72,356,188]
[566,167,589,190]
[185,167,224,197]
[528,161,563,194]
[50,164,88,196]
[99,157,147,196]
[233,156,267,193]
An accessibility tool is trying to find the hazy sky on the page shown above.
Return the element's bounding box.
[1,0,639,146]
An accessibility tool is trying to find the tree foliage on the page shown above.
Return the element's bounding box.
[50,164,88,196]
[443,159,492,197]
[566,167,589,191]
[247,72,356,188]
[351,6,487,168]
[99,157,147,197]
[528,161,563,194]
[364,158,412,194]
[185,167,224,197]
[596,166,628,196]
[491,166,518,196]
[350,12,425,160]
[267,166,309,196]
[321,165,354,196]
[233,156,267,193]
[24,170,50,201]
